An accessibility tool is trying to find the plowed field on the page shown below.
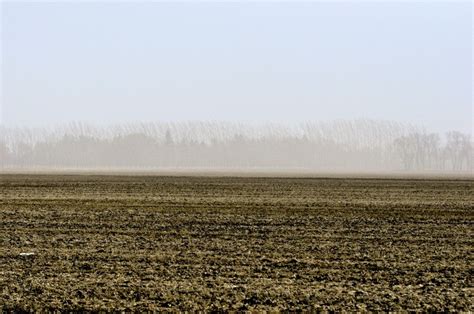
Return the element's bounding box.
[1,175,472,311]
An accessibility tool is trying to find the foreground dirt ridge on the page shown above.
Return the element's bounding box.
[1,175,473,311]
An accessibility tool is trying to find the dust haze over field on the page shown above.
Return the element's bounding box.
[1,1,472,174]
[0,120,473,174]
[1,0,473,311]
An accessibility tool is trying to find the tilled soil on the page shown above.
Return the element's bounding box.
[0,174,473,311]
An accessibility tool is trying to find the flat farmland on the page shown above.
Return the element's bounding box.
[0,174,472,311]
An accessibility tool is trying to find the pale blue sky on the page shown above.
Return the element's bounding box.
[1,1,472,134]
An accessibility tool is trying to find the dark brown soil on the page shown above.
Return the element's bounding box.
[1,175,472,311]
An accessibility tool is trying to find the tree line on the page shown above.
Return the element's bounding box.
[0,120,472,173]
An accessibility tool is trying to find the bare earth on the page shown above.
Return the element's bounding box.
[0,174,473,311]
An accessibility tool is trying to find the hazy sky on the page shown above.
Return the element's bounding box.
[1,1,472,134]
